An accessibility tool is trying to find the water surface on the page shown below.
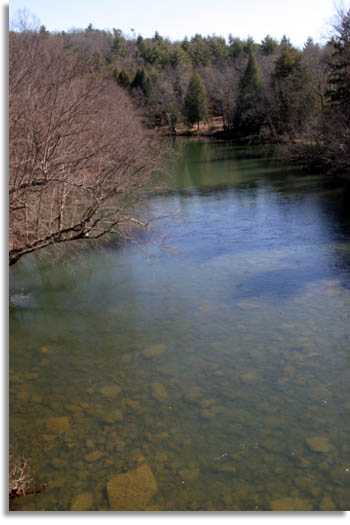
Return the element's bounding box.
[10,141,350,510]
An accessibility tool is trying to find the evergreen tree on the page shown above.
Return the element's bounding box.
[260,35,278,55]
[111,29,128,58]
[327,8,350,106]
[131,68,149,94]
[240,51,263,91]
[234,51,265,133]
[228,36,244,59]
[271,45,315,136]
[118,70,131,88]
[188,35,213,66]
[184,72,208,129]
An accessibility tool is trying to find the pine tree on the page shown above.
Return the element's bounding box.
[234,51,264,133]
[240,51,263,92]
[131,69,149,94]
[271,44,315,136]
[327,8,350,107]
[118,70,131,88]
[260,35,278,56]
[273,44,298,80]
[184,72,208,129]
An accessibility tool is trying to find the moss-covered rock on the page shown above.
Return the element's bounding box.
[199,407,218,419]
[215,464,237,473]
[179,467,200,481]
[182,387,203,405]
[85,449,104,463]
[306,436,333,453]
[44,416,70,434]
[241,371,259,384]
[71,491,94,511]
[102,409,124,424]
[151,383,168,402]
[143,344,166,358]
[106,464,157,510]
[319,494,336,511]
[270,496,313,511]
[98,384,121,398]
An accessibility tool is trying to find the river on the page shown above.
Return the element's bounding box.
[9,140,350,510]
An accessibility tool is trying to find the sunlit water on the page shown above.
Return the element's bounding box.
[9,141,350,510]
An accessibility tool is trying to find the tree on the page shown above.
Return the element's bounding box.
[303,39,331,112]
[234,51,265,133]
[9,30,161,266]
[184,71,208,129]
[271,44,315,137]
[228,36,244,60]
[317,6,350,175]
[327,6,350,106]
[117,69,131,88]
[131,68,149,94]
[147,66,186,132]
[260,35,278,56]
[276,7,350,178]
[201,64,239,130]
[111,28,128,58]
[187,35,213,66]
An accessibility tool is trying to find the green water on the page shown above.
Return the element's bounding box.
[9,141,350,511]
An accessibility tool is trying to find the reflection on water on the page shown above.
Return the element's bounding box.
[10,141,350,510]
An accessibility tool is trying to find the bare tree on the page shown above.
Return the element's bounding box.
[201,64,240,129]
[9,8,41,33]
[303,40,332,112]
[9,30,162,265]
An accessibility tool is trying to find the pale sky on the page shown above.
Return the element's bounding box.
[8,0,344,47]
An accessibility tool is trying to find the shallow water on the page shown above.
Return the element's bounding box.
[9,141,350,510]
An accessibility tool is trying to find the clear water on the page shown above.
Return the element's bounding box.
[9,141,350,510]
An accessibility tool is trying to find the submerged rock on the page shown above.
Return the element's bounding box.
[98,384,121,398]
[123,398,141,410]
[179,467,200,481]
[200,398,217,408]
[199,407,218,419]
[215,464,236,473]
[241,371,259,384]
[183,388,203,405]
[44,416,70,434]
[143,344,166,358]
[9,375,23,384]
[237,302,259,310]
[270,496,313,511]
[71,491,94,511]
[85,449,104,463]
[325,289,341,297]
[319,494,336,511]
[305,436,333,453]
[102,409,124,424]
[151,383,168,402]
[106,464,157,510]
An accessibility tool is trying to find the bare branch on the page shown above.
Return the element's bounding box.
[9,31,163,265]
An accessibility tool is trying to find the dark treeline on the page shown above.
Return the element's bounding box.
[11,6,350,178]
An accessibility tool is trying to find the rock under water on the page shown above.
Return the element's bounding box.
[106,464,157,510]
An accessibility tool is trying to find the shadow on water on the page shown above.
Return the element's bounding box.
[232,267,323,300]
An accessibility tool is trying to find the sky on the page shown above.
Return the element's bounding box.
[8,0,345,48]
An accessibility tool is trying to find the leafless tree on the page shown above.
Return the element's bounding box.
[303,41,332,112]
[201,64,241,129]
[9,30,162,266]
